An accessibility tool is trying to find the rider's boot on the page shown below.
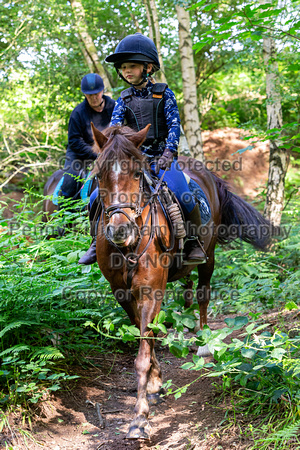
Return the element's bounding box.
[78,237,97,265]
[78,198,100,265]
[184,204,207,265]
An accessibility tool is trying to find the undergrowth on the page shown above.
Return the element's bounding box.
[0,190,299,449]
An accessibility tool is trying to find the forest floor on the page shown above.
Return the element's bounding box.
[3,308,299,450]
[0,128,271,449]
[0,318,255,450]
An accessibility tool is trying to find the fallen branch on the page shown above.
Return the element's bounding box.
[0,162,51,190]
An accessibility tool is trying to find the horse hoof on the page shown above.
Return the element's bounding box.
[126,416,151,440]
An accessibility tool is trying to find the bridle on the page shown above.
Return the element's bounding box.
[102,172,145,223]
[98,168,175,288]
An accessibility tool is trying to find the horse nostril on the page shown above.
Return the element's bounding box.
[118,224,131,239]
[106,224,115,239]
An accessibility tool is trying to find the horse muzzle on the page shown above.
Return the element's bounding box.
[106,222,138,247]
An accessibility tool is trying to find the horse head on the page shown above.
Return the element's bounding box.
[91,123,151,247]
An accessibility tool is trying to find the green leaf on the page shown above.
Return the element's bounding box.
[224,316,248,330]
[181,315,195,329]
[271,348,286,360]
[127,325,140,337]
[285,301,298,311]
[188,0,207,10]
[81,265,91,274]
[241,348,257,359]
[202,3,217,11]
[181,362,194,370]
[158,323,167,334]
[169,342,188,358]
[67,251,78,263]
[157,310,166,324]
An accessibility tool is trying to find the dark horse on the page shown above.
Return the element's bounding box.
[43,169,65,222]
[91,124,271,439]
[43,168,97,236]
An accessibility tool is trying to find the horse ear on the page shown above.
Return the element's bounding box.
[128,124,151,148]
[91,122,108,153]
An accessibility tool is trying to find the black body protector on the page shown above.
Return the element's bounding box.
[121,83,168,148]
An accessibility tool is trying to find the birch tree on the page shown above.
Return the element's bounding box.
[261,13,288,225]
[176,5,204,162]
[69,0,112,93]
[143,0,167,83]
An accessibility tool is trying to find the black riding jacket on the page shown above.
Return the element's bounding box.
[66,96,115,162]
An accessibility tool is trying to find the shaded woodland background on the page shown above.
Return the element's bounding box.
[0,1,300,449]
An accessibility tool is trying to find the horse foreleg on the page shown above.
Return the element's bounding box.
[146,345,163,405]
[126,287,164,440]
[127,334,153,439]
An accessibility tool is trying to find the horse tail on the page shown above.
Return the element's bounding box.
[212,173,272,250]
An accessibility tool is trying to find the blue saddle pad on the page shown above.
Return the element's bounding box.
[52,176,64,205]
[80,172,93,201]
[52,172,93,205]
[188,179,211,224]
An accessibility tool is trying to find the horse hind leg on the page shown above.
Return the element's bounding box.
[196,257,215,357]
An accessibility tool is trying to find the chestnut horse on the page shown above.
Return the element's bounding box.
[90,124,271,439]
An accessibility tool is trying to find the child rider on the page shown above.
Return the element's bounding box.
[79,33,206,266]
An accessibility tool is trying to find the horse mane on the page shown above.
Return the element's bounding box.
[95,126,146,181]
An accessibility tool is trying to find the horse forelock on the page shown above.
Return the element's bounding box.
[95,126,146,182]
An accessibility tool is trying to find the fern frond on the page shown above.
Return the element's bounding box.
[253,420,300,448]
[0,321,39,338]
[0,344,30,357]
[30,346,64,361]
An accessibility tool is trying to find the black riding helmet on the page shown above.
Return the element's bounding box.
[105,33,160,86]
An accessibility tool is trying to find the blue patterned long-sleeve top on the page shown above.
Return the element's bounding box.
[110,81,181,156]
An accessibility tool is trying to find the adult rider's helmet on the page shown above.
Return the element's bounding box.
[81,73,104,94]
[105,33,160,85]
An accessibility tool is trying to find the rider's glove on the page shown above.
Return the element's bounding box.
[155,148,174,174]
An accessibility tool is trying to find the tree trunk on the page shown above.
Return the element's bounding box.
[262,36,288,226]
[69,0,112,94]
[142,0,154,40]
[176,5,204,162]
[148,0,167,83]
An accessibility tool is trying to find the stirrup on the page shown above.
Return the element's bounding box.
[183,238,208,265]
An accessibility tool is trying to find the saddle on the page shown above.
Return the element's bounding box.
[89,169,211,270]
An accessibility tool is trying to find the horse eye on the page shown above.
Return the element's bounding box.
[134,171,142,180]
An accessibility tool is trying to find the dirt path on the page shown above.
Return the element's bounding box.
[2,318,253,450]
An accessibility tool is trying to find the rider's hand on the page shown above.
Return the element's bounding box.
[155,148,174,174]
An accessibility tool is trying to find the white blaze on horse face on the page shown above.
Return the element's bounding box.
[110,160,126,225]
[112,160,122,177]
[110,160,122,211]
